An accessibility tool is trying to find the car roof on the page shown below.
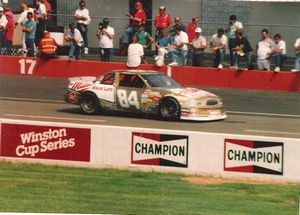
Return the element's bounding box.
[109,70,162,75]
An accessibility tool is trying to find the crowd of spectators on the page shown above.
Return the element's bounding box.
[0,0,299,72]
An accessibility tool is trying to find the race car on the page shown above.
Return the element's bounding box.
[65,70,227,121]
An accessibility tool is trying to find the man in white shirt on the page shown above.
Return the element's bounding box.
[256,29,274,71]
[210,28,227,69]
[0,6,8,54]
[35,0,47,46]
[168,26,189,66]
[127,35,144,68]
[272,34,287,72]
[192,27,206,67]
[65,23,83,60]
[291,37,300,72]
[97,18,114,62]
[75,1,90,54]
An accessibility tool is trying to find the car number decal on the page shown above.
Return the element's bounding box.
[117,90,140,109]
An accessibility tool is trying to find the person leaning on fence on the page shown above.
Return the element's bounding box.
[231,31,253,70]
[75,0,90,54]
[127,35,144,68]
[38,31,58,60]
[65,23,83,61]
[256,28,274,71]
[97,18,114,62]
[210,28,227,69]
[192,27,206,67]
[272,34,287,72]
[291,37,300,72]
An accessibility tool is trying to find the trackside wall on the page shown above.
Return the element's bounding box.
[1,119,299,183]
[0,56,299,92]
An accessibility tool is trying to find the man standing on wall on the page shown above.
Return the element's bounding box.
[97,18,114,62]
[154,6,172,39]
[75,0,90,54]
[192,27,206,67]
[65,23,83,61]
[23,12,36,57]
[35,0,47,47]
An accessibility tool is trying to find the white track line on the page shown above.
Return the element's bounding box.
[4,114,106,123]
[245,129,300,136]
[228,111,300,118]
[0,97,64,103]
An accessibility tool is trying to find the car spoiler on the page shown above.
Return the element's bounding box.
[68,76,97,83]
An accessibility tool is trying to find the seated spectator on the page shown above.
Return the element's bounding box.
[38,31,58,60]
[168,26,189,66]
[231,31,253,70]
[127,35,144,68]
[169,16,186,38]
[155,29,172,67]
[210,28,227,69]
[272,34,287,72]
[256,29,273,71]
[135,24,154,49]
[65,23,83,61]
[192,27,206,67]
[291,37,300,72]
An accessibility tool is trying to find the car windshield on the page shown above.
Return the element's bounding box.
[141,73,182,88]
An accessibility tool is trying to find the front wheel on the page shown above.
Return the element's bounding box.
[159,97,181,120]
[80,92,100,114]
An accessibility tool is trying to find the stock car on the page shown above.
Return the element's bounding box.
[65,70,227,121]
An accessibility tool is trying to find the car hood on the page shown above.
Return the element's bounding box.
[165,87,218,99]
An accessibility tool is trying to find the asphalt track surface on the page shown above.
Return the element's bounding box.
[0,75,299,138]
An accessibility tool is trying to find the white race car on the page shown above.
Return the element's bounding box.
[65,70,227,121]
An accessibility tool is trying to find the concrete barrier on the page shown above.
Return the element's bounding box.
[0,56,299,92]
[1,118,299,183]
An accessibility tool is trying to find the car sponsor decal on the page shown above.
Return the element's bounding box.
[0,123,91,162]
[131,132,188,168]
[224,139,284,175]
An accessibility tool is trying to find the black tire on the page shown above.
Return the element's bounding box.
[159,97,181,120]
[80,92,100,114]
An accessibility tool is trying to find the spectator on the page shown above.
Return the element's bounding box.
[192,27,206,67]
[210,28,227,69]
[127,35,144,68]
[155,29,172,67]
[256,28,273,71]
[0,0,8,8]
[231,31,253,70]
[154,6,172,39]
[22,11,36,57]
[272,34,287,72]
[187,16,200,43]
[97,18,114,62]
[226,15,243,67]
[38,31,58,60]
[35,0,47,47]
[168,26,189,66]
[65,23,83,61]
[43,0,52,21]
[291,37,300,72]
[75,0,90,54]
[0,6,7,55]
[16,2,34,51]
[169,16,186,38]
[4,10,14,55]
[135,24,154,49]
[123,1,146,47]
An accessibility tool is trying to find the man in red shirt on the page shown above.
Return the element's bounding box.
[187,16,200,43]
[123,1,146,46]
[38,31,58,60]
[154,6,172,39]
[4,11,14,55]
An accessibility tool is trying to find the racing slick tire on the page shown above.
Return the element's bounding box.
[80,91,100,115]
[159,97,181,120]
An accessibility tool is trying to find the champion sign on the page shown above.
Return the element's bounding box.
[224,139,284,175]
[131,132,188,168]
[0,123,91,162]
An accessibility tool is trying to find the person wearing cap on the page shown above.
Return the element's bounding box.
[97,18,115,62]
[192,27,206,67]
[169,17,186,38]
[0,6,7,54]
[65,23,83,61]
[226,14,243,67]
[210,28,228,69]
[154,6,172,39]
[75,0,90,54]
[35,0,47,47]
[22,11,36,57]
[38,31,58,60]
[123,1,146,46]
[4,10,14,55]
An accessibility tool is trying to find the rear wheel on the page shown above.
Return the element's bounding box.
[159,97,181,120]
[80,92,100,114]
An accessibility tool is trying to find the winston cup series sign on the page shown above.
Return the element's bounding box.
[131,132,189,168]
[224,139,284,175]
[0,123,91,162]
